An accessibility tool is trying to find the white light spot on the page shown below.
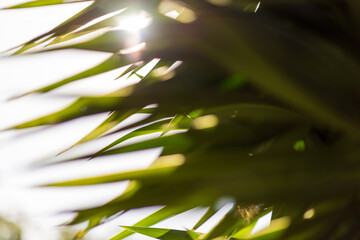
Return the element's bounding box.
[251,211,272,234]
[116,12,152,32]
[165,10,180,19]
[255,2,261,13]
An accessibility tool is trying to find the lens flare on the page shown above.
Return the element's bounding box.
[116,12,152,32]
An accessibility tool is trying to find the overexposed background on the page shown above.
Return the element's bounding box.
[0,1,270,239]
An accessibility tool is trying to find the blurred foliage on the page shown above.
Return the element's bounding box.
[0,217,21,240]
[3,0,360,239]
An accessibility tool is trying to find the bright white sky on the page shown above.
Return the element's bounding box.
[0,2,162,239]
[0,2,270,239]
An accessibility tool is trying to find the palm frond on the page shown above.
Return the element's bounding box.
[5,0,360,239]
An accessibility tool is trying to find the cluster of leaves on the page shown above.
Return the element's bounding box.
[3,0,360,239]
